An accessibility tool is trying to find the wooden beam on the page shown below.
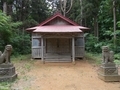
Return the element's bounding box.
[41,37,44,64]
[72,37,75,64]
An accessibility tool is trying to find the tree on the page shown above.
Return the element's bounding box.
[3,1,7,14]
[0,0,14,15]
[113,0,116,46]
[0,10,12,49]
[0,0,50,23]
[30,0,49,22]
[60,0,73,16]
[80,0,83,25]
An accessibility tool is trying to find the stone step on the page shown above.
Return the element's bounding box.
[0,74,17,82]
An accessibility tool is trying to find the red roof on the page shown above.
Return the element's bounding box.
[33,26,82,33]
[26,13,89,33]
[39,13,79,26]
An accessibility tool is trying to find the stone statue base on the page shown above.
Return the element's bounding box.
[0,63,17,82]
[98,63,120,82]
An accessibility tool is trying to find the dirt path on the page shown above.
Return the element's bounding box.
[11,60,120,90]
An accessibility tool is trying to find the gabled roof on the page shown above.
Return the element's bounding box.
[39,13,79,26]
[26,13,90,33]
[26,25,89,31]
[33,26,82,33]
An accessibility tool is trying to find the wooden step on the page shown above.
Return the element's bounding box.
[44,57,72,62]
[45,59,72,63]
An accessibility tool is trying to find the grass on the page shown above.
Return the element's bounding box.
[0,54,33,90]
[85,52,120,67]
[114,53,120,66]
[11,54,34,76]
[11,54,31,62]
[0,82,12,90]
[85,52,101,65]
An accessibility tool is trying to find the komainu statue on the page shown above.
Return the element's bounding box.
[0,45,12,64]
[102,46,114,64]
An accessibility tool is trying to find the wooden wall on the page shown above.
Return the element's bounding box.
[31,33,84,60]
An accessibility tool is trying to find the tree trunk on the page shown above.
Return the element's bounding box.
[60,0,73,16]
[0,0,3,10]
[7,5,12,16]
[84,18,87,26]
[94,16,99,40]
[63,0,66,16]
[113,0,116,45]
[80,0,82,25]
[3,2,7,14]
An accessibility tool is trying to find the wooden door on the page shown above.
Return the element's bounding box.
[46,38,57,53]
[46,38,71,54]
[58,38,71,53]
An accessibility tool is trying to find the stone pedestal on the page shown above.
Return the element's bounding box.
[98,63,120,82]
[0,63,17,82]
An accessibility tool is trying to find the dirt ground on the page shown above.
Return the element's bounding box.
[11,59,120,90]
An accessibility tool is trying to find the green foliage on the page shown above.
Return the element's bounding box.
[0,82,11,90]
[85,33,97,52]
[12,54,31,61]
[30,0,50,22]
[0,10,31,55]
[21,19,38,29]
[114,53,120,60]
[0,0,119,60]
[85,52,101,64]
[85,32,119,53]
[85,33,108,53]
[85,36,119,53]
[114,60,120,66]
[114,53,120,66]
[10,22,23,29]
[10,33,31,55]
[0,10,12,45]
[0,39,4,50]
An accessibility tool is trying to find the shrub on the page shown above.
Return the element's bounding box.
[10,33,31,55]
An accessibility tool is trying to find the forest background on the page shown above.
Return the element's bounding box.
[0,0,120,62]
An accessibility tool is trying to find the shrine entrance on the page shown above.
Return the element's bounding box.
[46,38,71,54]
[44,38,72,62]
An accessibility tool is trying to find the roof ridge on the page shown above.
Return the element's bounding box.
[38,13,79,26]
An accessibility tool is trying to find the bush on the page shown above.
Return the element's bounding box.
[85,33,106,53]
[85,33,120,54]
[85,33,98,52]
[10,33,31,55]
[114,53,120,66]
[0,10,12,47]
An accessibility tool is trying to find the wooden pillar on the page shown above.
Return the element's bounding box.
[72,37,75,64]
[41,37,44,64]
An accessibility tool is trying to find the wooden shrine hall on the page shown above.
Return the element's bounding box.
[26,13,89,63]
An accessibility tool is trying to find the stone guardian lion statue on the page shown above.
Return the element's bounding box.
[102,46,114,64]
[0,45,12,64]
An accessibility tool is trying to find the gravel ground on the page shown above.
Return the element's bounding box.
[11,59,120,90]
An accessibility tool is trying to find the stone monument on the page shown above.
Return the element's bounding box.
[98,46,120,81]
[0,45,17,82]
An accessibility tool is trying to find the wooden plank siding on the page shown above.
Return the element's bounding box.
[31,33,85,62]
[75,36,85,58]
[32,47,41,58]
[75,46,84,57]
